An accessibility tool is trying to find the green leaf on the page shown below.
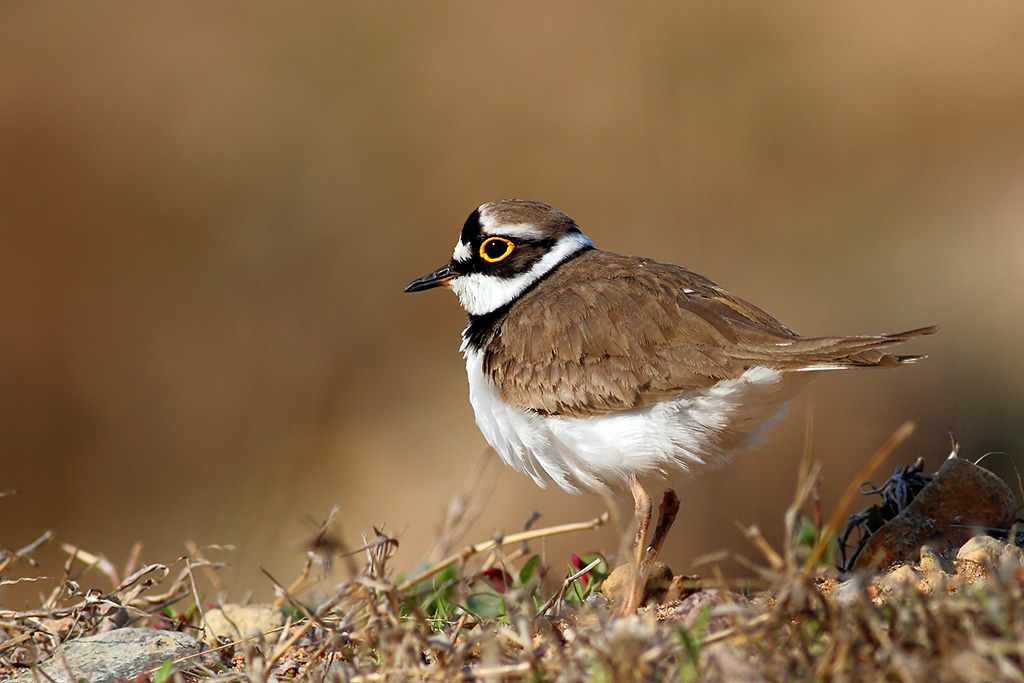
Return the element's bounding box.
[152,658,175,683]
[518,555,541,586]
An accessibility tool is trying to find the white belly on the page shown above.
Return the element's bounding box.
[464,348,802,493]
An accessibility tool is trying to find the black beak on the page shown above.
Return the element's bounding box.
[404,263,456,292]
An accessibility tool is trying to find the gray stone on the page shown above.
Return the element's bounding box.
[7,628,217,683]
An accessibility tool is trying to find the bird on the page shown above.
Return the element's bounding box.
[404,199,936,615]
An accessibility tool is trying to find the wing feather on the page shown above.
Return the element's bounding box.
[480,250,935,417]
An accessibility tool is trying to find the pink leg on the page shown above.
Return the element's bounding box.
[616,477,680,617]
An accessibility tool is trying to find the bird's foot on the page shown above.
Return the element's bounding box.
[615,481,681,617]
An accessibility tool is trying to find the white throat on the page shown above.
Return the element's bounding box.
[448,232,593,316]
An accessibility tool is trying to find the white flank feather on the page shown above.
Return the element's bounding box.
[463,349,801,493]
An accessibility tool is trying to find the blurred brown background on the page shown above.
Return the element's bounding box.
[2,3,1024,604]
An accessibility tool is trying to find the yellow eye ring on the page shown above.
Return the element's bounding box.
[479,237,515,263]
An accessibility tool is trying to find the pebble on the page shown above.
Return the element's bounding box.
[600,562,673,608]
[877,564,922,591]
[203,604,287,645]
[6,628,216,683]
[830,576,865,606]
[956,535,1024,571]
[918,544,951,576]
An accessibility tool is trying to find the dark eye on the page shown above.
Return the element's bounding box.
[480,237,515,263]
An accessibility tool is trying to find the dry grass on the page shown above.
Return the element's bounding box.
[3,429,1024,682]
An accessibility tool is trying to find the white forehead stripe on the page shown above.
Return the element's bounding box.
[482,223,544,240]
[453,241,472,262]
[478,206,545,240]
[449,231,593,316]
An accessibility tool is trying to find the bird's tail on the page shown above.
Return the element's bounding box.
[740,325,938,370]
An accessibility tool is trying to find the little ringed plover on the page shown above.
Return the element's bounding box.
[405,199,936,615]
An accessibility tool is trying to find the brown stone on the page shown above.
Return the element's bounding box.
[854,458,1016,570]
[600,562,673,607]
[203,604,286,646]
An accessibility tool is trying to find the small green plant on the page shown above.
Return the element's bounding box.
[676,605,710,681]
[565,552,609,605]
[151,658,175,683]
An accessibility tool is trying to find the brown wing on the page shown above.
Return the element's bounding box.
[481,251,793,416]
[482,250,936,417]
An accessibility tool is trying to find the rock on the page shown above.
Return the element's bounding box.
[831,576,869,606]
[600,564,633,606]
[600,562,673,607]
[918,544,952,576]
[663,574,702,603]
[854,458,1016,570]
[877,564,922,592]
[204,604,286,645]
[644,563,675,603]
[915,546,953,594]
[7,628,217,683]
[956,535,1024,572]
